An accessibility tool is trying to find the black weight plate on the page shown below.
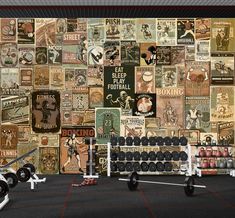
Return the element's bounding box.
[111,162,117,172]
[133,162,141,172]
[128,172,139,191]
[117,162,125,172]
[141,162,149,172]
[16,167,31,182]
[118,151,126,161]
[172,151,180,161]
[110,136,118,146]
[164,151,172,161]
[0,180,9,198]
[180,151,188,161]
[133,151,141,161]
[4,173,18,188]
[149,162,157,172]
[149,137,156,146]
[179,136,188,146]
[118,136,126,146]
[156,136,164,146]
[141,136,149,146]
[164,136,172,146]
[126,137,133,146]
[141,151,149,161]
[125,162,133,172]
[149,151,156,161]
[126,151,133,161]
[156,162,164,171]
[172,136,180,146]
[184,176,195,196]
[156,151,164,161]
[164,162,173,172]
[111,152,118,161]
[133,136,141,146]
[23,163,36,175]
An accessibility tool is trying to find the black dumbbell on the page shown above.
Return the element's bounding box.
[164,151,172,161]
[141,136,149,146]
[141,162,149,172]
[179,136,188,146]
[125,162,133,172]
[172,151,180,161]
[133,162,141,172]
[126,137,133,146]
[126,151,133,161]
[117,162,125,172]
[111,152,118,161]
[172,136,180,146]
[164,162,173,171]
[141,151,149,161]
[111,162,117,172]
[156,136,164,146]
[149,162,157,172]
[133,136,141,146]
[156,162,164,172]
[149,151,156,161]
[118,151,126,161]
[133,151,141,161]
[149,137,157,146]
[118,136,126,146]
[179,151,188,161]
[164,137,172,146]
[110,136,118,146]
[156,151,164,161]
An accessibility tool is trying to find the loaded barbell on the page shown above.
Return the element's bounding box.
[118,172,206,196]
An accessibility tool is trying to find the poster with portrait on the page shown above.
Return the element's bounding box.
[105,18,121,40]
[121,19,136,40]
[18,18,35,44]
[177,19,195,45]
[88,18,105,44]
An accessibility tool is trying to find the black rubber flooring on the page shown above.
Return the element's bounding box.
[1,175,235,218]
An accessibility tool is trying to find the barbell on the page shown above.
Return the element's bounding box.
[118,172,206,196]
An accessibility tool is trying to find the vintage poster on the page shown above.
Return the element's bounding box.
[177,19,195,45]
[1,124,18,150]
[18,125,30,143]
[56,18,67,35]
[63,32,87,45]
[95,108,121,144]
[17,142,38,171]
[77,18,87,32]
[185,61,210,96]
[17,18,35,44]
[0,68,19,95]
[195,18,210,40]
[20,68,33,86]
[185,96,210,132]
[211,18,235,52]
[73,69,88,91]
[176,65,186,87]
[133,93,156,117]
[210,86,234,122]
[145,117,161,129]
[88,18,105,44]
[161,66,177,88]
[137,18,156,42]
[105,18,121,40]
[135,66,155,93]
[72,93,89,111]
[30,134,59,147]
[36,47,47,64]
[0,43,18,67]
[104,41,120,66]
[1,95,29,124]
[31,90,60,133]
[121,41,140,66]
[89,87,104,108]
[121,19,136,40]
[104,66,135,114]
[72,110,95,126]
[178,129,200,145]
[171,46,185,65]
[195,40,210,61]
[87,45,103,65]
[155,66,162,88]
[48,45,62,65]
[156,18,176,46]
[200,133,218,144]
[36,18,56,46]
[140,43,156,66]
[61,90,73,110]
[34,65,49,89]
[62,44,87,67]
[146,128,167,138]
[1,18,17,41]
[18,46,34,66]
[156,88,184,128]
[61,110,73,126]
[87,65,103,87]
[49,66,65,90]
[218,122,234,145]
[185,45,195,61]
[67,19,78,32]
[39,147,59,174]
[60,127,95,174]
[211,53,234,85]
[64,68,75,90]
[120,116,145,137]
[156,46,171,65]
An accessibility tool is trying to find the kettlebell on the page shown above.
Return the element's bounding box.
[218,159,226,169]
[211,139,217,146]
[206,147,212,157]
[227,159,233,169]
[222,148,229,157]
[212,149,217,157]
[215,149,222,157]
[209,158,216,168]
[201,159,209,168]
[202,140,206,146]
[199,147,206,157]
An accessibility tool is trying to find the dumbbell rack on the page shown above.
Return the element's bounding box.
[193,143,235,177]
[107,139,192,177]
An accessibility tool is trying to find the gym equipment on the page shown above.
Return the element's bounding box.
[149,151,156,161]
[126,151,133,161]
[16,167,31,182]
[156,136,164,146]
[110,136,118,146]
[111,152,118,161]
[118,136,126,146]
[156,162,164,171]
[164,137,172,146]
[133,162,141,172]
[118,172,206,196]
[164,162,173,171]
[133,151,141,161]
[117,162,125,172]
[206,147,212,157]
[141,136,149,146]
[111,162,117,172]
[209,159,216,168]
[133,136,141,146]
[179,136,188,146]
[201,159,209,168]
[222,148,229,157]
[148,162,157,172]
[126,137,133,146]
[164,151,172,161]
[141,162,149,172]
[149,137,156,146]
[199,147,206,157]
[227,159,233,169]
[172,137,180,146]
[179,151,188,161]
[3,173,18,188]
[156,151,164,161]
[125,162,133,172]
[141,151,149,161]
[118,151,126,161]
[0,174,9,210]
[172,151,180,161]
